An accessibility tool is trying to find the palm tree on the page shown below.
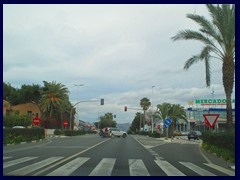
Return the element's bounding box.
[172,4,235,131]
[58,98,72,130]
[39,81,69,119]
[168,104,187,137]
[140,97,151,126]
[157,102,171,137]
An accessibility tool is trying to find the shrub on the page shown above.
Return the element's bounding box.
[64,130,86,136]
[54,129,63,135]
[202,131,235,163]
[148,131,161,138]
[3,127,45,144]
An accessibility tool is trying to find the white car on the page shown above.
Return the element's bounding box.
[12,126,26,129]
[109,128,127,138]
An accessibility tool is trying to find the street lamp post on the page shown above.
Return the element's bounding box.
[71,84,84,130]
[151,85,155,133]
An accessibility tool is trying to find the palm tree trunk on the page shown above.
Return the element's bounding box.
[222,57,234,131]
[226,92,233,130]
[60,112,64,130]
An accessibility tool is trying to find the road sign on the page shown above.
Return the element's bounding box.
[32,117,41,125]
[64,120,68,127]
[163,118,172,128]
[203,114,220,128]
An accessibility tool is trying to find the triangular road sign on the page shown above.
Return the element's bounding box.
[203,114,220,128]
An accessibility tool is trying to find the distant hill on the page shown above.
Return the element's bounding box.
[116,123,131,132]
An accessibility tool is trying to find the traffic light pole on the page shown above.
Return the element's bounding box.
[70,99,104,130]
[124,106,143,132]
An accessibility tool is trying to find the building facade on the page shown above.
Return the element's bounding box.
[186,98,235,132]
[3,101,41,119]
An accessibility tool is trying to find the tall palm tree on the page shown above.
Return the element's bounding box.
[172,4,235,131]
[58,98,72,130]
[157,102,171,137]
[140,97,151,125]
[39,81,69,118]
[168,104,187,137]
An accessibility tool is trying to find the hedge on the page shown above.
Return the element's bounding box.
[202,131,235,163]
[3,127,45,144]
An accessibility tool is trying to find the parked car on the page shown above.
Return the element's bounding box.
[109,128,127,138]
[174,130,182,136]
[12,126,26,129]
[188,131,202,140]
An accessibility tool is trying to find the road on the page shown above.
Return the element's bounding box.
[3,134,235,176]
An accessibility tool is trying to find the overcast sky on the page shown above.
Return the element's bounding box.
[3,4,235,124]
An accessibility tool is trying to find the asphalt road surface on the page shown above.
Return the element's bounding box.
[3,134,235,176]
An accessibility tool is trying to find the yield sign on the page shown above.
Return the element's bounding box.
[203,114,220,128]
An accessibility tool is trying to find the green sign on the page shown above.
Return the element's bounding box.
[195,99,235,104]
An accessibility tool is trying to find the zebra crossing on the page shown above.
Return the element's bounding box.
[3,156,235,176]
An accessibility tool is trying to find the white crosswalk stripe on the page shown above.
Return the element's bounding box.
[47,157,90,176]
[3,156,233,176]
[129,159,150,176]
[89,158,116,176]
[7,157,63,176]
[3,157,38,168]
[204,163,235,176]
[3,156,12,160]
[179,162,216,176]
[154,159,186,176]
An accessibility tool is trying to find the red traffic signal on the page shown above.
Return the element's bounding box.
[124,106,127,111]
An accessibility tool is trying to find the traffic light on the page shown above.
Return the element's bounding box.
[124,106,127,111]
[100,98,104,105]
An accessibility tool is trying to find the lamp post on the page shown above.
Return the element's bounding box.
[71,84,84,130]
[151,85,155,133]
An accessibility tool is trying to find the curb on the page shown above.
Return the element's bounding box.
[46,135,67,138]
[199,142,235,172]
[4,138,45,146]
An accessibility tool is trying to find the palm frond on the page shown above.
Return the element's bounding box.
[183,56,200,70]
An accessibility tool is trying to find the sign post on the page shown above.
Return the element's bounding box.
[203,114,220,129]
[163,118,172,138]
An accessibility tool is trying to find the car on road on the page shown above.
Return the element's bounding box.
[109,128,127,138]
[188,131,202,140]
[12,126,26,129]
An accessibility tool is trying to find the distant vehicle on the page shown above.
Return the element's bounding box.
[180,131,189,136]
[174,130,182,136]
[188,131,202,140]
[109,128,127,138]
[12,126,26,129]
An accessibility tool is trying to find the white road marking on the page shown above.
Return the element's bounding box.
[129,159,150,176]
[47,157,90,176]
[180,162,216,176]
[89,158,116,176]
[204,163,235,176]
[155,159,186,176]
[8,157,63,176]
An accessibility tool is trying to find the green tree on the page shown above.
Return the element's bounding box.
[3,82,20,105]
[172,4,235,131]
[3,114,32,128]
[157,102,171,137]
[130,112,142,133]
[140,97,151,125]
[39,81,69,118]
[99,113,117,128]
[58,98,72,130]
[168,104,187,137]
[18,84,41,104]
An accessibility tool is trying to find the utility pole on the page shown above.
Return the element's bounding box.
[71,84,84,130]
[151,85,155,133]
